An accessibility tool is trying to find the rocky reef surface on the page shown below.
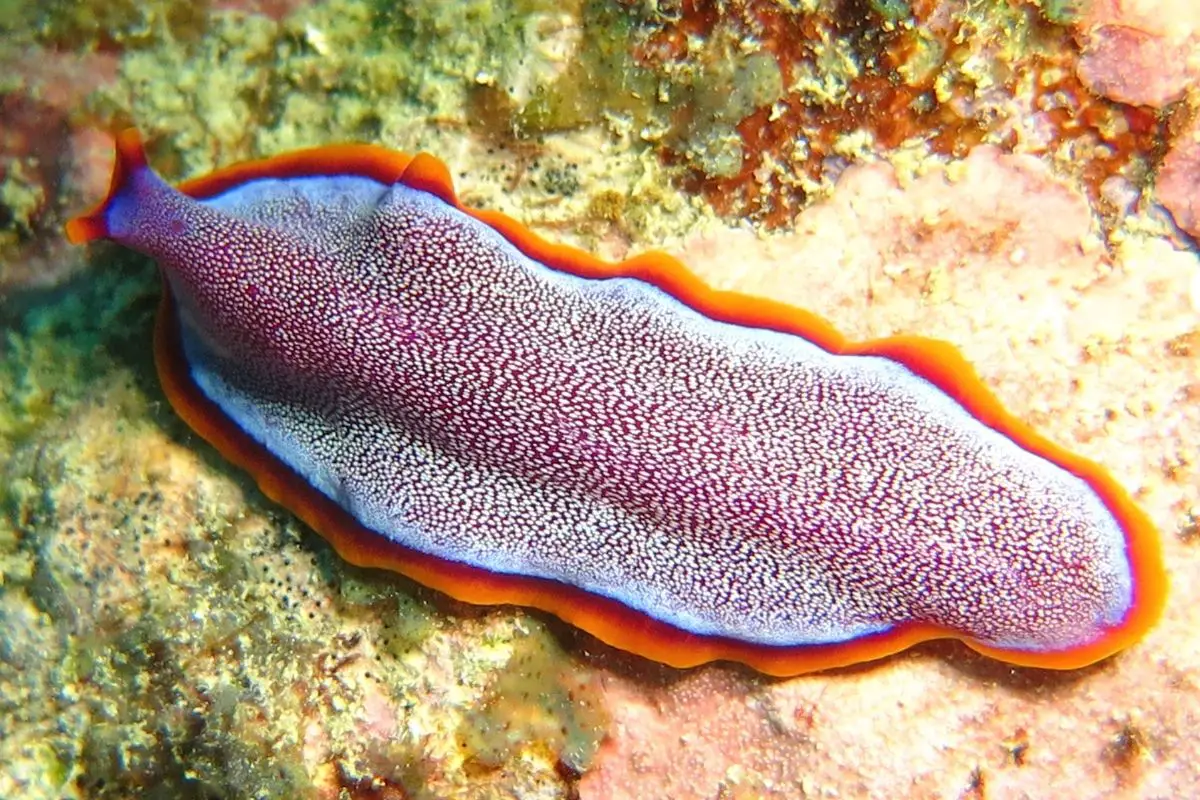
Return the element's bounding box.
[1,1,1198,797]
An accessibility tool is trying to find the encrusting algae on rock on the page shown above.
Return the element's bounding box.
[2,0,1199,798]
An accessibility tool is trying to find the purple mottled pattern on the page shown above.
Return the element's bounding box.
[101,163,1134,652]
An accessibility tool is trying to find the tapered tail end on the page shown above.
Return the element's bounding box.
[65,129,149,244]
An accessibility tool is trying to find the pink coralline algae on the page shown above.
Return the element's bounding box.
[1072,2,1200,239]
[1076,0,1200,109]
[0,48,118,290]
[1157,109,1200,239]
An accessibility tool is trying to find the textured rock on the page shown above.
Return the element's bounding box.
[3,0,1199,798]
[1157,108,1200,238]
[1077,0,1200,108]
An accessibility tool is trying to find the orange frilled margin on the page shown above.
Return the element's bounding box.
[71,130,1166,677]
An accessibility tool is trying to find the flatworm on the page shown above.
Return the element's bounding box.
[67,130,1165,676]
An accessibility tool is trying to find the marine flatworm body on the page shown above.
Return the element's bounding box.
[67,130,1164,676]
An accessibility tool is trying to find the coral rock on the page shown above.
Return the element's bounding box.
[1157,110,1200,237]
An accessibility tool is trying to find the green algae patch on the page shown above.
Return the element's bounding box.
[508,0,657,137]
[375,590,441,659]
[33,0,212,50]
[332,566,443,660]
[673,46,784,179]
[0,160,46,257]
[457,619,608,776]
[869,0,912,23]
[0,254,157,445]
[1033,0,1089,26]
[86,0,714,259]
[100,0,602,174]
